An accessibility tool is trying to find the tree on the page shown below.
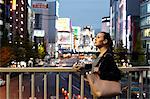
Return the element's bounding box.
[0,47,14,67]
[131,31,145,65]
[114,40,127,67]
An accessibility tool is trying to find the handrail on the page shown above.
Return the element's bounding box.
[0,66,149,99]
[0,66,149,72]
[119,66,150,72]
[0,67,77,72]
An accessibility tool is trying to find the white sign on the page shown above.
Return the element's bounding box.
[56,18,71,32]
[33,30,45,37]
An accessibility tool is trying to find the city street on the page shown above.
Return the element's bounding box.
[1,0,150,99]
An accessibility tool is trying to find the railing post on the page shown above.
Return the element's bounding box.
[31,73,35,99]
[80,74,84,99]
[68,73,72,99]
[6,73,10,99]
[139,71,144,99]
[127,72,131,99]
[19,73,23,99]
[56,73,60,99]
[44,73,47,99]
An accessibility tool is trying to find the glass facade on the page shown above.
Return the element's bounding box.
[140,16,150,26]
[140,1,150,49]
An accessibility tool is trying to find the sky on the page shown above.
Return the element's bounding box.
[58,0,110,30]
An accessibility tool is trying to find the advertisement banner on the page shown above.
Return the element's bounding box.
[57,32,71,44]
[56,18,71,32]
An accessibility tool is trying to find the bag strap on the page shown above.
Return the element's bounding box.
[92,52,112,73]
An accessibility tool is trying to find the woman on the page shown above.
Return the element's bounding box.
[86,32,121,99]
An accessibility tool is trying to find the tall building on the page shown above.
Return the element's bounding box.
[101,16,110,33]
[27,6,35,43]
[0,0,4,47]
[140,0,150,51]
[9,0,28,46]
[31,0,59,43]
[31,0,59,55]
[0,0,10,47]
[110,0,140,52]
[110,0,118,42]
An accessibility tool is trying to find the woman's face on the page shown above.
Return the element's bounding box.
[94,32,105,48]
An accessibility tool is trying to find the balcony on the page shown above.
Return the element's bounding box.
[0,66,149,99]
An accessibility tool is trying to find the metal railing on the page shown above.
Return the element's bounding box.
[0,66,150,99]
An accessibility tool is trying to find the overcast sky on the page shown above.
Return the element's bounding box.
[58,0,110,30]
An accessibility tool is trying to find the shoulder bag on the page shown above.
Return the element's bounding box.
[86,73,121,98]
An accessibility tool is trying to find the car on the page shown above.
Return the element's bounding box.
[0,78,5,87]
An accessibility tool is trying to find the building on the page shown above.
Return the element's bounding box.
[0,0,10,47]
[27,6,35,43]
[56,18,72,49]
[101,16,110,33]
[31,0,59,56]
[9,0,28,46]
[78,26,96,52]
[140,0,150,51]
[110,0,140,52]
[110,0,119,43]
[0,0,4,47]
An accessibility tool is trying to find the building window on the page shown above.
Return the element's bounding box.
[140,16,150,26]
[143,28,150,37]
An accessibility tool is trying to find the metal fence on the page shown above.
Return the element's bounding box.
[0,66,149,99]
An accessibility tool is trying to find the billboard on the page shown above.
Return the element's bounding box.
[56,18,71,32]
[57,32,71,44]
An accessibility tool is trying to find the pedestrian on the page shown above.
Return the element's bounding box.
[28,58,33,67]
[73,31,121,99]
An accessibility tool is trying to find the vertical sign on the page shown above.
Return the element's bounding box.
[12,0,16,10]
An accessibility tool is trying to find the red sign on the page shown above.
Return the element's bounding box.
[32,3,48,8]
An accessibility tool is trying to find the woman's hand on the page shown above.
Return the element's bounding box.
[72,62,85,71]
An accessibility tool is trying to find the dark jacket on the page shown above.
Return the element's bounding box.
[93,50,121,81]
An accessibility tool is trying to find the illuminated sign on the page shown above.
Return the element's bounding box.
[72,26,81,36]
[12,0,16,10]
[144,29,150,37]
[57,32,71,44]
[32,3,48,8]
[33,30,45,37]
[0,0,4,4]
[56,18,71,32]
